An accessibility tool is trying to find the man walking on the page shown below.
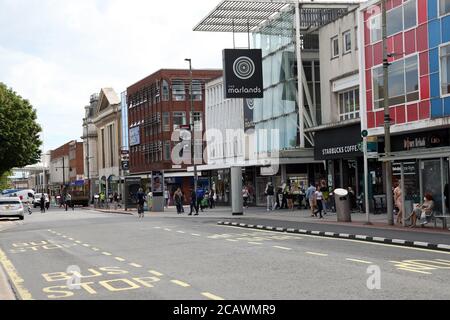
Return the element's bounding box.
[306,183,317,217]
[136,188,146,219]
[265,182,275,212]
[189,187,199,216]
[40,194,46,213]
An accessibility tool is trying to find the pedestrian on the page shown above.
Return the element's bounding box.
[209,189,216,209]
[314,186,324,219]
[281,182,288,209]
[174,188,183,214]
[118,193,122,209]
[196,186,205,212]
[147,190,153,212]
[45,195,50,211]
[189,187,199,216]
[287,185,294,211]
[408,192,435,227]
[320,180,328,215]
[265,182,275,212]
[100,192,105,208]
[65,193,73,211]
[306,183,317,217]
[242,186,249,209]
[40,194,46,213]
[136,188,146,219]
[113,192,119,210]
[164,188,170,208]
[394,181,403,224]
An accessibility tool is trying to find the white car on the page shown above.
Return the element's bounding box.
[33,193,50,208]
[0,197,24,220]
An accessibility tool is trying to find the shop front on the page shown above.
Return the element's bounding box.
[380,129,450,217]
[314,124,364,196]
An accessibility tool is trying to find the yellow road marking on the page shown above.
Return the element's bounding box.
[129,263,142,268]
[102,252,112,256]
[397,268,432,275]
[217,225,450,255]
[171,280,190,287]
[346,258,373,264]
[273,246,292,251]
[202,292,225,300]
[0,247,33,300]
[149,270,164,277]
[115,257,126,262]
[306,252,329,257]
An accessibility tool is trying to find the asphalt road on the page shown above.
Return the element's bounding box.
[0,208,449,300]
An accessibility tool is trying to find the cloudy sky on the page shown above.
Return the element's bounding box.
[0,0,234,152]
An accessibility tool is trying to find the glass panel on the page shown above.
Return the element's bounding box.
[373,66,384,108]
[405,55,419,101]
[172,80,185,101]
[387,6,403,36]
[286,113,298,148]
[388,59,406,104]
[344,31,351,52]
[370,15,382,42]
[421,160,444,214]
[403,0,417,30]
[440,0,450,16]
[441,44,450,95]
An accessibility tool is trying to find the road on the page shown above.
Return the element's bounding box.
[0,207,449,300]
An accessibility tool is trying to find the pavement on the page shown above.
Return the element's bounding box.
[1,207,450,300]
[89,205,450,250]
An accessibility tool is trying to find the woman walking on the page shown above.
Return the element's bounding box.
[314,186,324,219]
[394,181,403,225]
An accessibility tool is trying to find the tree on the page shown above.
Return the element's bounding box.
[0,171,12,191]
[0,83,42,176]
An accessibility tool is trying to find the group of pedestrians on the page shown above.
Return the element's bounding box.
[265,182,308,212]
[173,186,217,215]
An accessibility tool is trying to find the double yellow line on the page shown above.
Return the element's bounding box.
[0,247,33,300]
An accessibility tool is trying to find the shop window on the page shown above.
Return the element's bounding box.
[172,80,185,101]
[343,30,352,54]
[441,43,450,96]
[440,0,450,16]
[339,88,360,121]
[372,54,419,109]
[331,36,339,58]
[387,0,416,36]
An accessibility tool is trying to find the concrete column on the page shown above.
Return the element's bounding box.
[231,166,243,216]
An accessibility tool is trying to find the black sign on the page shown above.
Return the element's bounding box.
[390,129,450,152]
[223,49,263,99]
[314,124,363,160]
[243,98,255,131]
[121,161,129,171]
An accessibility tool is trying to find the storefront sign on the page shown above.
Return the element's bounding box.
[223,49,263,99]
[243,98,255,131]
[391,129,450,152]
[393,162,417,176]
[129,127,140,147]
[314,124,363,160]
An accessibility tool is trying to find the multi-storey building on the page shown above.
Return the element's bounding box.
[359,0,450,214]
[126,69,222,202]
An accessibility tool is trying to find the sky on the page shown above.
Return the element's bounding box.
[0,0,235,152]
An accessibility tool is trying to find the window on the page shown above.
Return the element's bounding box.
[192,80,203,101]
[101,128,106,169]
[331,36,339,58]
[355,26,358,50]
[338,88,360,120]
[440,0,450,16]
[441,43,450,96]
[191,112,203,131]
[172,80,185,101]
[370,15,381,43]
[163,141,171,161]
[372,54,419,108]
[343,31,351,53]
[387,0,416,36]
[173,112,186,128]
[162,112,170,131]
[162,80,169,101]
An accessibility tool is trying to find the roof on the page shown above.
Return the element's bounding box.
[194,0,363,33]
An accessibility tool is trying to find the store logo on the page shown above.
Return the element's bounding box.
[246,99,255,110]
[233,56,256,80]
[429,135,441,147]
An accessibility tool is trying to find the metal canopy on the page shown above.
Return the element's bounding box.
[194,0,361,33]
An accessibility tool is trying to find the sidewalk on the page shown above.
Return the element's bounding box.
[86,205,450,250]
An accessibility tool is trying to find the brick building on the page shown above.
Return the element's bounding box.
[126,69,222,203]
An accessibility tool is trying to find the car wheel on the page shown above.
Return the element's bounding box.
[19,216,24,220]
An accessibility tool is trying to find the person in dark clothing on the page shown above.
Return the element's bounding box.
[445,183,449,214]
[196,187,205,212]
[40,194,46,213]
[189,188,199,216]
[174,188,183,214]
[209,189,215,209]
[136,188,146,219]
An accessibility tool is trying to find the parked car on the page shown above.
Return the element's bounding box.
[0,197,24,220]
[33,193,50,208]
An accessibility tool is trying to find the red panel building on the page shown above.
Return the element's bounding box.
[126,69,222,200]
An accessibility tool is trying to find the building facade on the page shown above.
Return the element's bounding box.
[360,0,450,214]
[126,69,222,204]
[82,93,99,198]
[92,88,122,198]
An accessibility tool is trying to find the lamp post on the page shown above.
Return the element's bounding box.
[382,0,394,225]
[185,58,198,194]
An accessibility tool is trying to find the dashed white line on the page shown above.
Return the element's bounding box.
[306,252,329,257]
[346,258,373,264]
[202,292,225,300]
[102,252,112,256]
[164,229,172,232]
[115,257,126,262]
[226,239,239,242]
[171,280,190,288]
[248,242,263,245]
[129,263,142,268]
[273,246,292,251]
[397,268,432,275]
[191,234,201,237]
[176,231,186,234]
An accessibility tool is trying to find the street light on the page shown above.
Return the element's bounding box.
[185,58,198,194]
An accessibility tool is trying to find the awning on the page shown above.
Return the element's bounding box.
[193,0,360,33]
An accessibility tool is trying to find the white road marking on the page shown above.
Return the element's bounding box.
[273,246,292,251]
[226,239,239,242]
[149,270,163,277]
[397,268,432,275]
[202,292,225,300]
[115,257,126,262]
[306,252,329,257]
[346,258,373,264]
[191,234,201,237]
[248,242,263,245]
[176,231,186,234]
[129,263,142,268]
[102,252,112,256]
[171,280,190,287]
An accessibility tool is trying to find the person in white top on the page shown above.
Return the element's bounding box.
[314,186,324,219]
[164,188,169,208]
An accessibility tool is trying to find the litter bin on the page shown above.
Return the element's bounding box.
[334,189,352,222]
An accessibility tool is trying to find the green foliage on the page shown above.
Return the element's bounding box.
[0,171,12,191]
[0,83,42,176]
